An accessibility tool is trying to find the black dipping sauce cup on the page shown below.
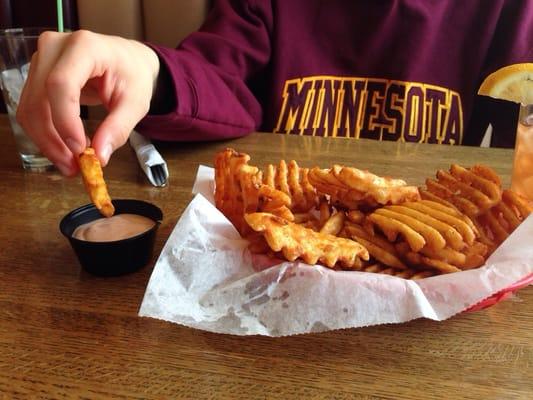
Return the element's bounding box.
[60,199,163,276]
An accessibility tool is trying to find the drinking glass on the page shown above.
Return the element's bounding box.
[0,27,54,171]
[511,103,533,201]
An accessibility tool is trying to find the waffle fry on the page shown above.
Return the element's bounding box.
[450,164,501,202]
[419,164,519,255]
[503,189,533,217]
[78,148,114,217]
[425,178,480,217]
[263,160,319,212]
[403,251,462,274]
[214,148,528,279]
[308,167,371,209]
[214,148,293,235]
[367,211,429,252]
[245,212,369,269]
[334,165,421,205]
[425,164,502,217]
[319,211,345,236]
[308,165,420,208]
[345,223,408,270]
[214,148,250,233]
[364,199,490,272]
[346,210,365,224]
[401,200,477,245]
[475,189,532,248]
[470,164,502,187]
[462,241,489,269]
[384,205,465,250]
[318,198,331,227]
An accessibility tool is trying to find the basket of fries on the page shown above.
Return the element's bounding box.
[139,149,533,336]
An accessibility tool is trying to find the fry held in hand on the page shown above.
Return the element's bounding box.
[78,148,115,218]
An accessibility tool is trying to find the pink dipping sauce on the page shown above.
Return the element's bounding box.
[73,214,155,242]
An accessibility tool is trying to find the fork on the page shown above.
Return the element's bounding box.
[150,163,167,187]
[129,130,169,187]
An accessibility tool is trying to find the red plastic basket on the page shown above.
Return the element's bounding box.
[466,273,533,312]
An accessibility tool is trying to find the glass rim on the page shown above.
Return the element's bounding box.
[0,27,58,39]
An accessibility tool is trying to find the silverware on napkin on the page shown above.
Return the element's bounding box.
[129,130,169,187]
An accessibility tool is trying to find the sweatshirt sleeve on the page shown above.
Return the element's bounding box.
[136,0,272,142]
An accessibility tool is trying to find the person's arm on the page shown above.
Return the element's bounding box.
[16,0,272,176]
[137,0,273,142]
[16,31,160,175]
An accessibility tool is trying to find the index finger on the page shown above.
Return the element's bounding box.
[45,32,103,154]
[16,34,80,175]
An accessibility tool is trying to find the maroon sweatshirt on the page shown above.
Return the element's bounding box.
[138,0,533,148]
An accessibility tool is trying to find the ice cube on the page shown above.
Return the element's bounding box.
[21,62,30,81]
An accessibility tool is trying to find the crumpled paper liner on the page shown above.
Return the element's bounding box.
[139,166,533,336]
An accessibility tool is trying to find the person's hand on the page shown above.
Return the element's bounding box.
[17,30,160,176]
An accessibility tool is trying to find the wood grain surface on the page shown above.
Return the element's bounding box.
[0,115,531,399]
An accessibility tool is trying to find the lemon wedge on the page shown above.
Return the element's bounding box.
[478,63,533,105]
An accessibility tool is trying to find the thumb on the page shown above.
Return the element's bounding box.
[91,101,147,166]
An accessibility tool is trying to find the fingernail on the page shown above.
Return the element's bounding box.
[65,137,83,155]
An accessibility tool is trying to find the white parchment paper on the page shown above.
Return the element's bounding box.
[139,166,533,336]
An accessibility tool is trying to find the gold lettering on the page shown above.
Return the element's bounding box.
[275,76,463,144]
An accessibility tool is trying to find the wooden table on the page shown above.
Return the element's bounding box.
[0,115,531,399]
